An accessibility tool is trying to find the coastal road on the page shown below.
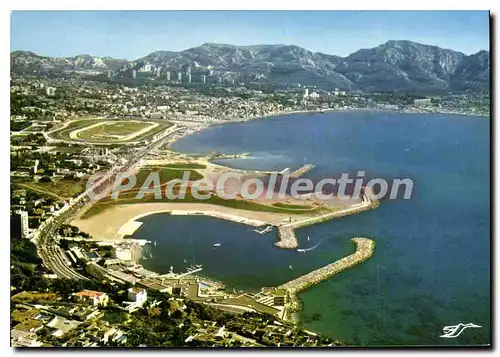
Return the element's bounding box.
[34,126,181,280]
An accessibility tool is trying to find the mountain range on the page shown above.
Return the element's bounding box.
[11,40,490,93]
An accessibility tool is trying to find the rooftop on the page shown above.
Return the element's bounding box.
[74,290,106,299]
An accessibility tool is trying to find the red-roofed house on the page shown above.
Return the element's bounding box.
[72,290,109,306]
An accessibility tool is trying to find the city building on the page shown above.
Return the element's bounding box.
[115,246,134,261]
[309,92,320,100]
[46,87,56,96]
[177,72,182,82]
[201,75,206,84]
[303,88,309,98]
[217,76,222,84]
[414,98,432,106]
[156,68,161,78]
[273,289,287,306]
[187,74,192,83]
[107,70,112,78]
[72,290,109,306]
[11,210,29,239]
[132,70,137,79]
[33,159,39,174]
[127,287,147,306]
[166,71,171,81]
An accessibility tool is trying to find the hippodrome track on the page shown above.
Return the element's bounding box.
[45,118,176,145]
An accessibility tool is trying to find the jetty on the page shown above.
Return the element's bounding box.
[274,194,379,249]
[279,237,376,318]
[289,164,316,178]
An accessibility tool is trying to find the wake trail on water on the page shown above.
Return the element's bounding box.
[297,240,323,253]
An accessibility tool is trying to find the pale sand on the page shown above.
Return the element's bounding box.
[117,221,143,236]
[71,202,303,241]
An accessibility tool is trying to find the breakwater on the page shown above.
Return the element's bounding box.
[279,237,376,319]
[275,196,379,249]
[289,164,316,178]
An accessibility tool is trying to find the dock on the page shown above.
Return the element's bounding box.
[274,195,379,249]
[279,237,376,317]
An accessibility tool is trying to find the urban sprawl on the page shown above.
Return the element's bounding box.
[10,68,489,347]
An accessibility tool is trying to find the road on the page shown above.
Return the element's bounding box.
[34,126,182,280]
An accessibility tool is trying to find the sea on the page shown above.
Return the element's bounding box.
[132,110,490,346]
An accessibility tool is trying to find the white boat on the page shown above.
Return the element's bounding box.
[307,236,310,241]
[213,243,221,247]
[289,265,293,270]
[252,226,273,235]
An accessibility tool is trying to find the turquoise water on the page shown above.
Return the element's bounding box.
[134,111,490,346]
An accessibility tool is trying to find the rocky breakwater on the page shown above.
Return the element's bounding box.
[279,237,376,318]
[275,195,379,249]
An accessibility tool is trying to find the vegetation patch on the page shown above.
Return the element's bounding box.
[12,291,60,303]
[272,202,314,210]
[76,121,153,140]
[49,118,172,144]
[165,163,207,169]
[127,167,204,189]
[20,178,86,200]
[81,191,321,219]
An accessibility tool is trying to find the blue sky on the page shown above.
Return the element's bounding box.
[11,11,490,59]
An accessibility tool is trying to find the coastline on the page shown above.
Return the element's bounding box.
[165,107,488,155]
[71,202,300,241]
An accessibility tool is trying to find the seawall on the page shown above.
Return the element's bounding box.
[275,197,379,249]
[279,237,376,319]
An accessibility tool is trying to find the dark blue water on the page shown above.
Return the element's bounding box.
[135,111,490,346]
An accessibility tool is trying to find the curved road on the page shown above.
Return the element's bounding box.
[34,126,181,280]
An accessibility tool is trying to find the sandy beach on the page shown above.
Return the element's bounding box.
[71,202,306,241]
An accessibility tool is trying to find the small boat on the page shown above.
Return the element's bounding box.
[307,236,310,241]
[289,265,293,270]
[154,241,157,246]
[183,259,188,263]
[252,226,273,235]
[213,243,221,247]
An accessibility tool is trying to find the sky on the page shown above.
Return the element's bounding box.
[10,11,490,59]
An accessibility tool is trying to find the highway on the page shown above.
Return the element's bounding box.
[34,126,181,280]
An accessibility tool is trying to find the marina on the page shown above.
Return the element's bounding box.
[69,110,489,344]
